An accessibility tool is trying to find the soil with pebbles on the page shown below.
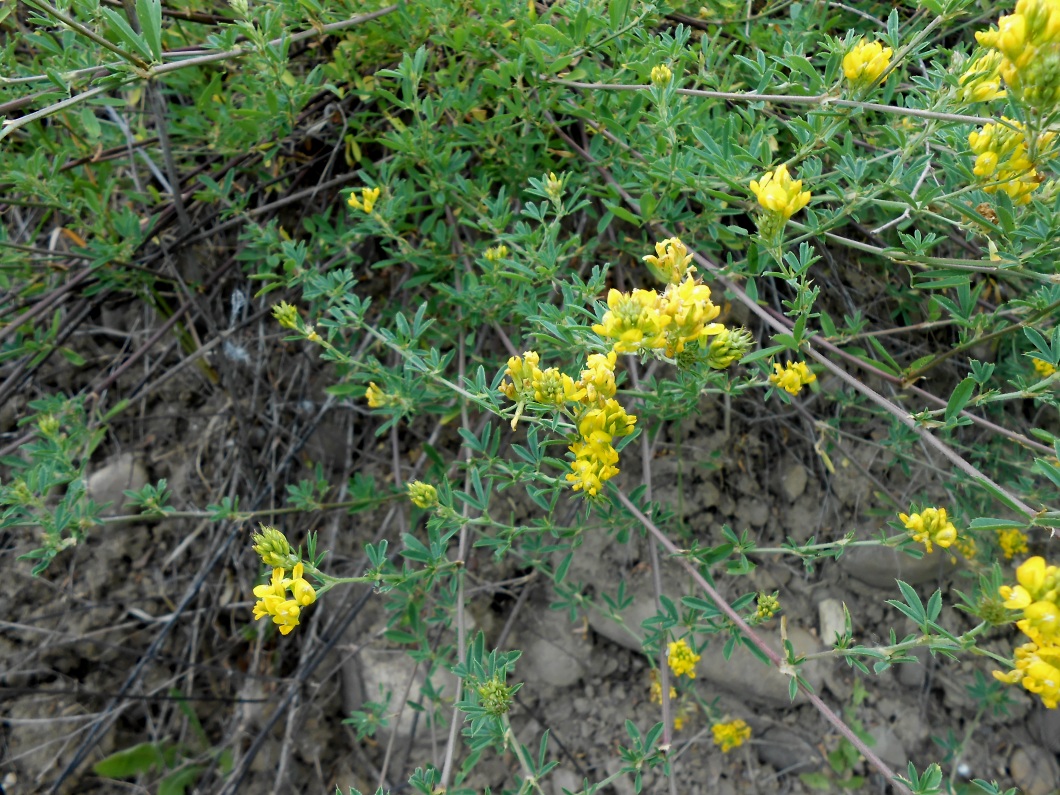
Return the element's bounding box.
[1,312,1058,795]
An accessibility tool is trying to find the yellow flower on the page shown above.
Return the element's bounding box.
[667,638,701,678]
[993,640,1060,709]
[1000,556,1059,610]
[958,52,1007,103]
[968,119,1055,204]
[756,592,780,621]
[578,397,637,441]
[899,507,958,554]
[976,1,1060,106]
[499,351,541,402]
[484,245,509,261]
[1033,357,1058,377]
[711,719,752,752]
[648,668,676,704]
[289,562,317,606]
[592,288,670,353]
[749,164,811,220]
[998,527,1030,559]
[347,186,381,213]
[768,360,816,396]
[544,171,563,202]
[365,382,386,408]
[673,713,686,731]
[566,436,620,497]
[407,481,439,510]
[657,276,724,356]
[642,237,694,285]
[252,567,304,635]
[843,40,893,85]
[650,64,672,87]
[579,350,618,403]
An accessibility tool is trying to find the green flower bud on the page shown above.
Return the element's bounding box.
[252,524,295,568]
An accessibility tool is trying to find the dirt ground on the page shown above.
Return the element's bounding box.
[2,284,1059,795]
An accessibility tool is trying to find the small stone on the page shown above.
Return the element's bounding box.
[1030,707,1060,753]
[695,626,825,706]
[840,545,955,588]
[1010,745,1060,795]
[697,480,721,509]
[868,725,907,769]
[817,598,847,647]
[781,464,808,501]
[756,726,820,774]
[86,453,148,516]
[515,606,590,688]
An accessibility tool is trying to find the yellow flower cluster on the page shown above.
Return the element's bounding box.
[706,327,755,370]
[842,40,893,86]
[1033,357,1058,377]
[567,397,636,497]
[253,563,317,636]
[594,270,724,359]
[407,481,438,509]
[667,638,701,678]
[768,360,816,396]
[994,557,1060,708]
[968,119,1056,204]
[347,186,381,213]
[899,507,958,554]
[711,719,752,752]
[749,164,811,221]
[365,382,387,408]
[648,668,676,704]
[999,527,1030,559]
[755,592,780,621]
[484,245,509,261]
[976,0,1060,108]
[958,51,1006,104]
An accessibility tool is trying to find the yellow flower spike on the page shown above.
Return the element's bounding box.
[667,638,701,678]
[657,276,723,356]
[544,171,564,203]
[578,397,637,440]
[899,507,958,554]
[407,480,439,510]
[711,719,752,752]
[272,301,300,330]
[768,360,816,396]
[484,245,509,261]
[749,164,811,220]
[843,39,894,86]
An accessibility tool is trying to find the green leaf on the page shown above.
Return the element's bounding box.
[945,377,975,422]
[93,742,165,778]
[99,8,152,61]
[608,0,631,30]
[602,200,641,227]
[969,518,1023,532]
[158,765,202,795]
[136,0,163,61]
